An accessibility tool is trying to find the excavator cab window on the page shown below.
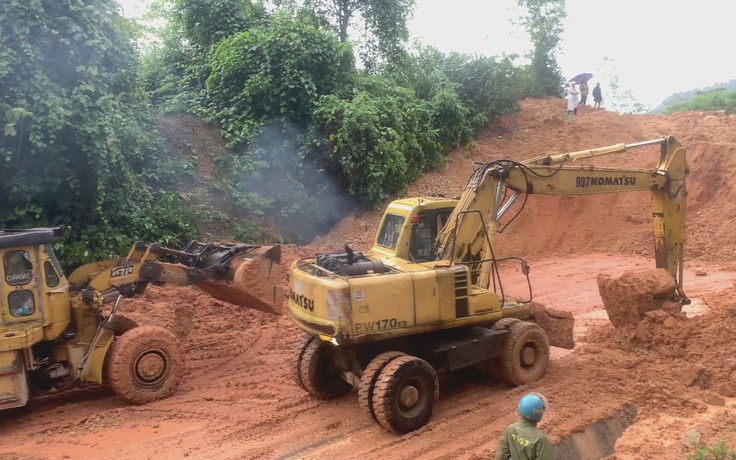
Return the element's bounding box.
[377,214,405,250]
[411,216,433,261]
[409,209,454,262]
[4,251,33,286]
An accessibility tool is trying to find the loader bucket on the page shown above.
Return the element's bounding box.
[196,245,284,314]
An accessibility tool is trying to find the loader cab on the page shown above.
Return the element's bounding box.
[372,198,457,262]
[0,228,69,330]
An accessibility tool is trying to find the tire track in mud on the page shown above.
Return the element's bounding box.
[90,314,304,460]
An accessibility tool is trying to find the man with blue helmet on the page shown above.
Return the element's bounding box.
[495,392,554,460]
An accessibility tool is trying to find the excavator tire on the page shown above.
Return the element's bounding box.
[358,351,406,421]
[299,338,351,400]
[499,321,549,386]
[372,355,439,434]
[491,317,521,331]
[292,334,316,391]
[107,325,184,405]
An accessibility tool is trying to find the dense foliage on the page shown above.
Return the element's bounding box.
[140,1,532,240]
[206,12,355,145]
[3,0,573,257]
[0,0,195,268]
[661,87,736,115]
[653,79,736,113]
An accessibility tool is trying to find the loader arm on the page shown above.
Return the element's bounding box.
[69,240,283,314]
[435,136,687,298]
[69,239,283,385]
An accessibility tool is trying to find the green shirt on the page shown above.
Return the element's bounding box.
[495,419,555,460]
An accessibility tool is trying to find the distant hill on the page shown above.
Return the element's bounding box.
[651,78,736,113]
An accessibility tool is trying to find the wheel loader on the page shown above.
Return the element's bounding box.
[0,229,282,410]
[288,136,689,434]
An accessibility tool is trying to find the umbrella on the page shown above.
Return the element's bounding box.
[570,73,593,84]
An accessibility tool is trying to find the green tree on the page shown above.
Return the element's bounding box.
[0,0,194,267]
[142,0,267,110]
[273,0,415,68]
[205,11,355,144]
[171,0,266,49]
[517,0,566,97]
[310,75,441,206]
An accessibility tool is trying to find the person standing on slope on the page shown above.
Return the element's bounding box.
[579,80,589,106]
[592,82,603,108]
[495,393,555,460]
[567,82,580,116]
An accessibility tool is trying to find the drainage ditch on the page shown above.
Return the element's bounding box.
[554,405,638,460]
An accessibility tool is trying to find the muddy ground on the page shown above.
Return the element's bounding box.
[1,99,736,459]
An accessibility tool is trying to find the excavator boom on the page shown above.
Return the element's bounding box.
[434,136,687,298]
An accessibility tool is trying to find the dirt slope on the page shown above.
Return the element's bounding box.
[2,100,736,459]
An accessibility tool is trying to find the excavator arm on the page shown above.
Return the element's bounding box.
[435,136,688,299]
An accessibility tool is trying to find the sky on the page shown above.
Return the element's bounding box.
[118,0,736,110]
[411,0,736,110]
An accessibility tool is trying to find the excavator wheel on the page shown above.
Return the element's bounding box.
[491,317,521,331]
[292,334,316,391]
[107,325,184,405]
[299,338,351,400]
[372,355,439,434]
[499,321,549,386]
[358,351,406,421]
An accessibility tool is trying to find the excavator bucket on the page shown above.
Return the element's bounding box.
[597,268,684,328]
[196,245,284,315]
[530,303,575,350]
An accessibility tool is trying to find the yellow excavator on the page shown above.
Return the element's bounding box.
[0,231,282,410]
[288,136,688,433]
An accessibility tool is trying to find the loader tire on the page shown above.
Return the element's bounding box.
[108,314,139,335]
[299,338,351,400]
[491,317,521,331]
[499,321,549,386]
[358,351,406,421]
[108,325,184,405]
[372,355,439,434]
[292,334,316,391]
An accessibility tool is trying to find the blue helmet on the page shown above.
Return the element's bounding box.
[518,393,548,421]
